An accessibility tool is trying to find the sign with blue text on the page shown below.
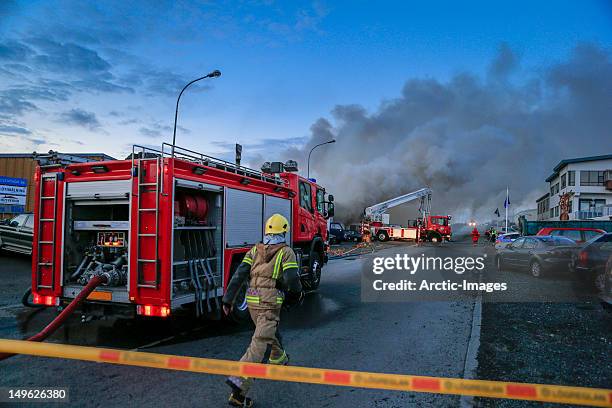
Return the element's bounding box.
[0,176,27,213]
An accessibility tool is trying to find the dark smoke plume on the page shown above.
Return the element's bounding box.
[280,43,612,224]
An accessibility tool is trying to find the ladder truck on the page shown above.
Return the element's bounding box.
[363,188,452,242]
[29,143,334,322]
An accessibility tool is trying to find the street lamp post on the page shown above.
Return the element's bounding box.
[307,139,336,179]
[171,70,221,156]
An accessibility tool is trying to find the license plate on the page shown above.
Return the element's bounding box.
[87,291,112,301]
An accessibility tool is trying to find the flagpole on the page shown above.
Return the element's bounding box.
[505,187,508,232]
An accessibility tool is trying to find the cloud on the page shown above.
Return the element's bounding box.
[278,43,612,223]
[0,38,133,109]
[139,122,189,138]
[59,108,102,130]
[211,136,307,153]
[0,40,34,61]
[0,124,31,135]
[0,89,38,115]
[0,82,72,116]
[0,118,47,149]
[27,37,112,73]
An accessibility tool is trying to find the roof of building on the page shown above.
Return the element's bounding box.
[536,192,550,202]
[0,152,116,161]
[545,154,612,182]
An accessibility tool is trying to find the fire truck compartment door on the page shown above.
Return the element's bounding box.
[225,188,263,247]
[264,195,292,243]
[66,179,131,200]
[175,178,222,192]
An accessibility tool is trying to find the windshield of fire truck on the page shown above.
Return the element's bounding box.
[431,217,449,226]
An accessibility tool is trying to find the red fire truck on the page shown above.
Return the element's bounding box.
[30,144,333,321]
[364,188,452,242]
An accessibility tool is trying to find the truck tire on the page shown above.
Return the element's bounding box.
[377,231,389,242]
[227,257,250,323]
[229,282,250,323]
[303,247,323,291]
[429,232,442,243]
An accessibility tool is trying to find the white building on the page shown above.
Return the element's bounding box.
[539,154,612,221]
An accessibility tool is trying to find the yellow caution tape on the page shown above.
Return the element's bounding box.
[0,339,610,407]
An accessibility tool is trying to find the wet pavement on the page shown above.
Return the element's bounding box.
[1,239,609,407]
[1,241,477,407]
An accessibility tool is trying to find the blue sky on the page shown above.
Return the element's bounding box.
[0,0,610,163]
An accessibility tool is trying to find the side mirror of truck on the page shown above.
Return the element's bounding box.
[328,194,334,202]
[327,203,335,218]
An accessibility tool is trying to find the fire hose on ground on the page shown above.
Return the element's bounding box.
[0,275,106,361]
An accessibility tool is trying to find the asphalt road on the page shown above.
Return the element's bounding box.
[1,242,478,407]
[1,239,609,408]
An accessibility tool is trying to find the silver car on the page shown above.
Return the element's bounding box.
[0,213,34,255]
[494,232,521,250]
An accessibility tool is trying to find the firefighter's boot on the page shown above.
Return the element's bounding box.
[228,391,253,407]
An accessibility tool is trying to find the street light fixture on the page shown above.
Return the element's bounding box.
[307,139,336,179]
[171,69,221,156]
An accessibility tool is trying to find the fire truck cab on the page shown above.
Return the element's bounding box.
[30,144,333,320]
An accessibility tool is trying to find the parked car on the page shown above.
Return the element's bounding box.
[329,222,347,244]
[571,233,612,288]
[343,229,362,242]
[0,213,34,255]
[494,232,520,249]
[536,227,605,243]
[495,235,577,278]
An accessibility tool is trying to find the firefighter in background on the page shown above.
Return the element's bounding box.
[490,228,498,243]
[222,213,303,407]
[471,227,480,246]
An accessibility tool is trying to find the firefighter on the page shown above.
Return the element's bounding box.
[222,213,303,407]
[490,228,498,243]
[471,227,480,246]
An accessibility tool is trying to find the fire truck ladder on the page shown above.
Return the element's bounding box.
[134,155,162,289]
[364,187,433,222]
[36,173,58,290]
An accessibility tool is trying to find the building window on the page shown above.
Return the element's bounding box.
[568,200,572,214]
[555,206,559,217]
[580,171,605,186]
[561,173,566,189]
[579,198,606,212]
[568,170,575,186]
[550,208,554,218]
[550,183,559,195]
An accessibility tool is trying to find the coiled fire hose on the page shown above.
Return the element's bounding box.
[0,275,106,361]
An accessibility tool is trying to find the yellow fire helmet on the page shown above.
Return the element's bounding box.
[265,213,289,234]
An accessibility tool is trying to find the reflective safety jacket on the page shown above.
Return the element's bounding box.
[223,243,302,309]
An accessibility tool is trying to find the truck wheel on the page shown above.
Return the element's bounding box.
[229,282,250,323]
[530,260,543,278]
[377,231,389,242]
[303,249,322,290]
[430,233,442,243]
